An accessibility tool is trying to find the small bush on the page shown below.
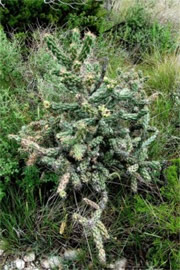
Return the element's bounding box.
[0,29,37,201]
[108,5,176,61]
[0,0,104,33]
[0,85,25,201]
[0,27,24,87]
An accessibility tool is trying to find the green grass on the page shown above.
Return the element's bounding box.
[0,184,65,254]
[104,159,180,269]
[141,54,180,159]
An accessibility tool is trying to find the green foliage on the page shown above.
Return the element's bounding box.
[20,166,40,191]
[109,5,176,61]
[147,238,180,270]
[107,160,180,269]
[162,159,180,202]
[67,8,107,33]
[0,29,38,201]
[0,27,24,87]
[20,165,59,192]
[0,0,103,33]
[0,85,25,200]
[10,28,162,265]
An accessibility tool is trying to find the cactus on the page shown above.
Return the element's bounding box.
[9,28,161,265]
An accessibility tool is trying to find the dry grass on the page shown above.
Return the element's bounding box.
[112,0,180,36]
[111,0,137,22]
[150,0,180,29]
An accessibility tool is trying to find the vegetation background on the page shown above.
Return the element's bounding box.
[0,0,179,269]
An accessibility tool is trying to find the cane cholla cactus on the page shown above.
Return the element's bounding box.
[9,28,161,265]
[73,191,109,265]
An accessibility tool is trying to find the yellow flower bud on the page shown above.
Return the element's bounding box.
[98,105,111,117]
[59,190,66,198]
[43,100,51,109]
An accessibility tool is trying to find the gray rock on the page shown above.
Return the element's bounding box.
[14,259,25,270]
[3,265,11,270]
[114,258,127,270]
[107,258,127,270]
[41,256,62,269]
[40,259,50,269]
[24,252,35,262]
[63,249,80,260]
[0,249,4,256]
[48,256,62,268]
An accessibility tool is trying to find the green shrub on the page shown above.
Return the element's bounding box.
[67,7,108,33]
[108,5,176,61]
[0,27,24,87]
[0,28,37,201]
[0,85,25,201]
[0,0,103,33]
[10,28,162,266]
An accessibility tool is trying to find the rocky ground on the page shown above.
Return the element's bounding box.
[0,250,63,269]
[0,247,127,270]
